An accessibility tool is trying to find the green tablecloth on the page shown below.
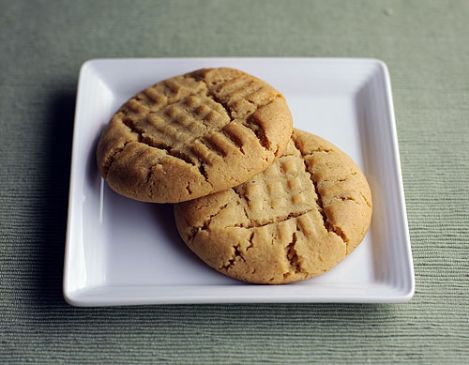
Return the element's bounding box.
[1,0,468,363]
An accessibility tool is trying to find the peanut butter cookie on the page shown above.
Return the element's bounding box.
[174,129,372,284]
[97,68,293,203]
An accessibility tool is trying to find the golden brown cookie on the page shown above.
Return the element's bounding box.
[174,129,372,284]
[96,68,293,203]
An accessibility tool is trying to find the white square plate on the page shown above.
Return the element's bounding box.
[63,58,414,306]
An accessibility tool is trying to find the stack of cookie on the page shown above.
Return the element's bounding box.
[97,68,372,284]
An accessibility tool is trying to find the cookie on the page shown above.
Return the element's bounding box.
[96,68,293,203]
[174,129,372,284]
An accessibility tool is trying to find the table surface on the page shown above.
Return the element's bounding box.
[1,0,468,363]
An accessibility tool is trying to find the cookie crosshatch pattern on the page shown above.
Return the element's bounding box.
[175,130,372,284]
[97,68,293,203]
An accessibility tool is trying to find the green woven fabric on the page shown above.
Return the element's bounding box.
[1,0,468,363]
